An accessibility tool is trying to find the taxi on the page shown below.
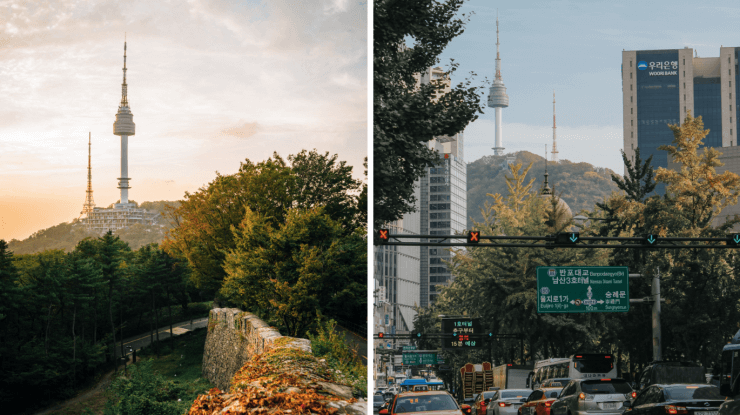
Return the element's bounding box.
[379,390,471,415]
[518,388,561,415]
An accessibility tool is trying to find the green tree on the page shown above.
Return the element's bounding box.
[163,150,363,292]
[374,0,485,227]
[220,207,366,337]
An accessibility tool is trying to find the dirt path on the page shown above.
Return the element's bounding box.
[32,368,116,415]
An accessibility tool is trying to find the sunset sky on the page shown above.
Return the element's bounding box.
[1,0,367,241]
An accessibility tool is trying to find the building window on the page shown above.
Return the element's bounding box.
[630,84,632,91]
[684,94,686,101]
[631,108,633,114]
[630,96,633,103]
[683,71,685,77]
[631,120,633,126]
[730,69,732,75]
[683,58,685,65]
[683,82,686,89]
[630,72,632,79]
[630,61,632,67]
[631,132,633,138]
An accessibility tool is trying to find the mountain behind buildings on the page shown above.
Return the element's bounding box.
[467,151,620,229]
[7,200,180,255]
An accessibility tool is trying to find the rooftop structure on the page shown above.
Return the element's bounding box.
[488,12,509,155]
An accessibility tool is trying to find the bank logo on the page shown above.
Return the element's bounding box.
[637,61,648,70]
[541,287,550,295]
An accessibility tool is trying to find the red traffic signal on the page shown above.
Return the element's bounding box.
[379,229,389,243]
[468,231,480,243]
[378,332,385,338]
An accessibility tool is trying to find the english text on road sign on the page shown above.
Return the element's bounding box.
[537,267,629,313]
[402,352,438,365]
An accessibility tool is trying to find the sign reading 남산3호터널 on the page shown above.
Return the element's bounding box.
[536,267,629,313]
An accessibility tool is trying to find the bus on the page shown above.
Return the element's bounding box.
[527,353,618,389]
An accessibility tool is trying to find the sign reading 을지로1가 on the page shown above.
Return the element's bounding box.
[536,267,629,313]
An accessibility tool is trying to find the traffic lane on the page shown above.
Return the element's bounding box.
[114,317,209,357]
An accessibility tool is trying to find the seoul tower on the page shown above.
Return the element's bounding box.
[552,91,559,162]
[113,38,135,206]
[488,11,509,155]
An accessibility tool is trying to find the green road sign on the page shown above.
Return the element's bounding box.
[402,352,438,365]
[536,266,629,313]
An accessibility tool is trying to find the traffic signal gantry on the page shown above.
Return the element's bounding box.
[376,230,740,249]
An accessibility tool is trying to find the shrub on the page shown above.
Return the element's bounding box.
[308,318,367,397]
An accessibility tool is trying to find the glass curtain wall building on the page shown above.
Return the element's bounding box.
[623,47,739,190]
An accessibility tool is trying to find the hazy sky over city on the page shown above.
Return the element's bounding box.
[1,0,367,241]
[441,0,740,172]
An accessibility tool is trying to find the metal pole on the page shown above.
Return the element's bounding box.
[652,267,662,361]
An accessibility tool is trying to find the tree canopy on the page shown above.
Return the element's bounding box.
[374,0,486,227]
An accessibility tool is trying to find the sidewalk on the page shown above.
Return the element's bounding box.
[114,317,209,358]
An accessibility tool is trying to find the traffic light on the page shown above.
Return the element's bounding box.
[467,231,480,243]
[379,229,389,243]
[644,234,659,246]
[378,332,384,339]
[555,232,580,244]
[728,234,740,246]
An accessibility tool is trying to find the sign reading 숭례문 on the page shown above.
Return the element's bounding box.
[536,267,629,313]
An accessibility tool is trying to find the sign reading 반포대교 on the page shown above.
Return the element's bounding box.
[536,267,629,313]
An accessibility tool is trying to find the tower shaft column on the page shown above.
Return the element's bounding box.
[119,135,130,204]
[495,107,503,155]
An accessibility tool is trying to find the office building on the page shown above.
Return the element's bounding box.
[623,47,740,176]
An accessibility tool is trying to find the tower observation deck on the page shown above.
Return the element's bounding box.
[113,40,135,207]
[487,12,509,156]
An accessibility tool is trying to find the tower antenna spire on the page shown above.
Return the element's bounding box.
[80,132,96,220]
[552,90,559,162]
[120,37,128,107]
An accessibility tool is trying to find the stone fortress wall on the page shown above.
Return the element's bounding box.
[199,308,365,414]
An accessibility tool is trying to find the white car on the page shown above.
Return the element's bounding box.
[486,389,533,415]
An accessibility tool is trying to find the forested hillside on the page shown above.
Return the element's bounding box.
[467,152,620,228]
[7,200,180,255]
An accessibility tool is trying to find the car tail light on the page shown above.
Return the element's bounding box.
[578,393,594,401]
[631,391,637,399]
[665,406,687,415]
[499,402,511,407]
[545,402,552,407]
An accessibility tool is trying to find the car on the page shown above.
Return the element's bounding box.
[518,388,562,415]
[463,394,479,415]
[626,383,725,414]
[550,378,633,415]
[474,391,499,415]
[375,393,387,412]
[485,389,533,415]
[379,390,470,415]
[539,379,570,389]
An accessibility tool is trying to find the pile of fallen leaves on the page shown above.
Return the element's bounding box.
[187,338,360,414]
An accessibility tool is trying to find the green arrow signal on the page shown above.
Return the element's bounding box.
[734,235,740,244]
[647,235,656,244]
[569,233,579,243]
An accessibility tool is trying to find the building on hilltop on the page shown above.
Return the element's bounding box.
[80,40,160,233]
